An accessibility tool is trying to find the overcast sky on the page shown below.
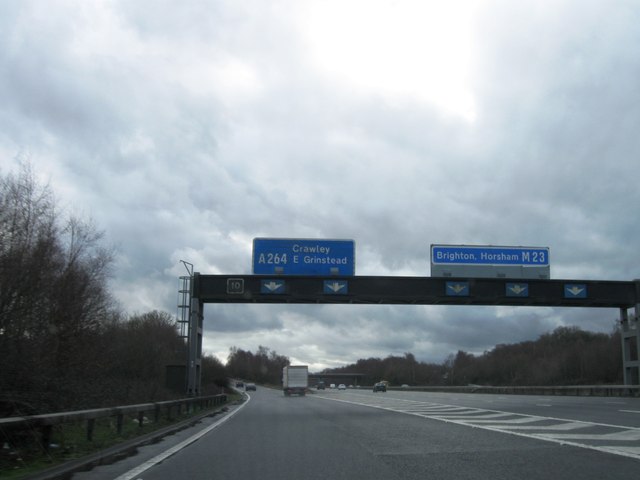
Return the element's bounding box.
[2,0,639,371]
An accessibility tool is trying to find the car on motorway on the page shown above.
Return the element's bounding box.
[245,383,256,391]
[316,381,326,390]
[373,382,387,392]
[235,381,244,388]
[338,384,346,390]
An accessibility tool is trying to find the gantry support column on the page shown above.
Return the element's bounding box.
[620,280,640,387]
[186,273,203,396]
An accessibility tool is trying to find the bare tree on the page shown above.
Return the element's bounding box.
[0,164,119,411]
[0,164,61,409]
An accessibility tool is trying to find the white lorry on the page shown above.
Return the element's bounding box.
[282,365,308,396]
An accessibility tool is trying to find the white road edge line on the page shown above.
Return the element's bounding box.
[113,394,251,480]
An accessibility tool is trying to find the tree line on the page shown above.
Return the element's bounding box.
[322,326,622,387]
[444,326,622,386]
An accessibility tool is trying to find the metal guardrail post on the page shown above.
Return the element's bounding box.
[116,414,124,435]
[42,425,52,453]
[87,419,95,441]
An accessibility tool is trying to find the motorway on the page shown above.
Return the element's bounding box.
[73,386,640,480]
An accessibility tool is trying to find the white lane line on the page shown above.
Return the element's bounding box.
[496,422,591,431]
[113,395,250,480]
[446,416,547,424]
[620,409,640,414]
[401,407,471,412]
[538,429,640,441]
[430,412,517,420]
[603,446,640,456]
[409,409,482,415]
[405,406,475,412]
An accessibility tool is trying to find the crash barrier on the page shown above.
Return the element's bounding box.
[0,394,227,453]
[387,385,640,396]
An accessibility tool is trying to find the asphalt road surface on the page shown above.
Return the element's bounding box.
[73,386,640,480]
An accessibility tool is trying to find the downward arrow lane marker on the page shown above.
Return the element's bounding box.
[564,284,587,298]
[261,280,284,293]
[446,282,469,296]
[264,282,280,291]
[506,283,529,297]
[324,280,348,294]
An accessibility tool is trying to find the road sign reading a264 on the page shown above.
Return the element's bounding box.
[252,238,355,275]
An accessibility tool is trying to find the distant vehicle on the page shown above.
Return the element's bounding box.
[245,383,256,391]
[373,382,387,392]
[338,384,346,390]
[316,381,326,390]
[235,381,244,388]
[401,384,410,388]
[330,383,336,389]
[282,365,308,396]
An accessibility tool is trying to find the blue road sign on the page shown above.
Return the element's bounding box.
[324,280,348,295]
[506,283,529,297]
[253,238,355,275]
[446,281,469,296]
[431,245,549,266]
[564,284,587,299]
[261,279,285,294]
